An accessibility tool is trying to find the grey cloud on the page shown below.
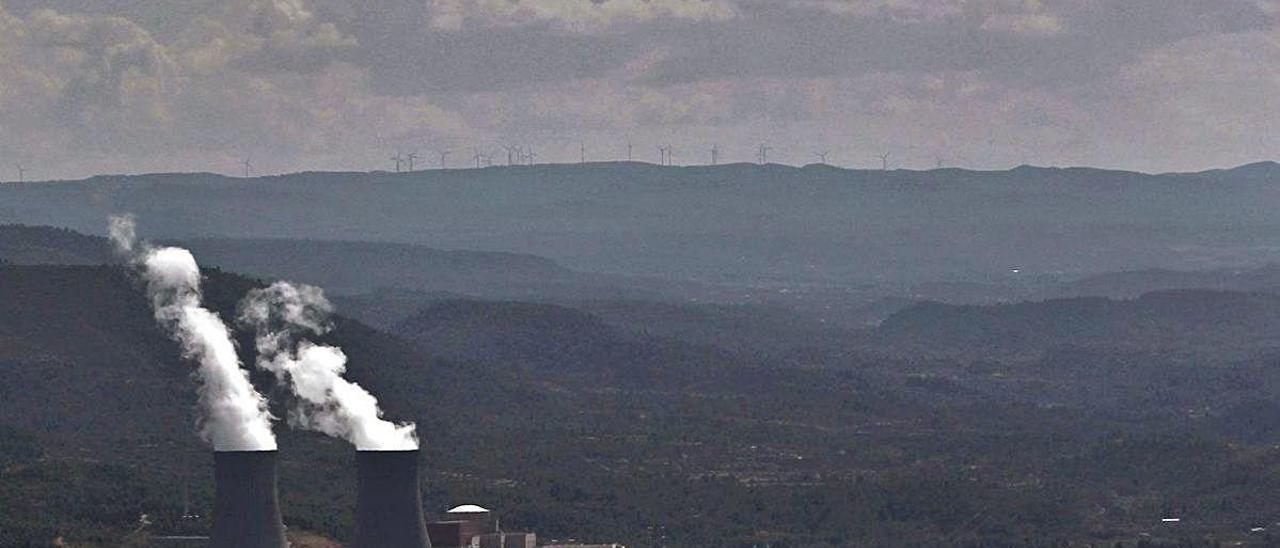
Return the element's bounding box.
[425,0,738,31]
[332,0,1273,97]
[639,0,1274,89]
[360,24,633,94]
[0,0,1276,177]
[30,11,171,115]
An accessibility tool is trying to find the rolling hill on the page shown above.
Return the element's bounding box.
[877,290,1280,361]
[4,162,1280,288]
[11,227,1280,546]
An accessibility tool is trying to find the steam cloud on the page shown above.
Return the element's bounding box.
[108,215,277,451]
[239,282,419,451]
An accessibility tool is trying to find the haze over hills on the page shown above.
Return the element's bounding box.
[4,162,1280,289]
[10,226,1280,546]
[7,158,1280,546]
[10,226,1280,545]
[7,0,1279,545]
[876,290,1280,362]
[0,224,709,301]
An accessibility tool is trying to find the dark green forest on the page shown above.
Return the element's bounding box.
[5,226,1280,546]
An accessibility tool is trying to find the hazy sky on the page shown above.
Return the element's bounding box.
[0,0,1277,179]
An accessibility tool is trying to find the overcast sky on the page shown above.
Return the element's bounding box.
[1,0,1277,179]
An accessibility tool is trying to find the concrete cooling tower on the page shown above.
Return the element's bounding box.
[353,449,433,548]
[211,451,288,548]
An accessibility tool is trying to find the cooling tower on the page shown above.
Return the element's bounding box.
[354,449,432,548]
[211,451,288,548]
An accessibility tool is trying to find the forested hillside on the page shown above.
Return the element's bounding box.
[877,290,1280,360]
[8,227,1280,546]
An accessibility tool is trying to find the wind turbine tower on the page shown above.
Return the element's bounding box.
[580,141,586,164]
[879,152,891,171]
[242,158,253,177]
[437,149,450,169]
[711,145,719,166]
[657,145,668,166]
[407,152,419,172]
[757,145,773,165]
[390,152,404,173]
[15,165,25,183]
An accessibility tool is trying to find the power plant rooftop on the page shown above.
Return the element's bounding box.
[447,504,490,514]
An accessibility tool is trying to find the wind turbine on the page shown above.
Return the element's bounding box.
[657,145,668,166]
[666,145,675,166]
[472,148,484,169]
[242,158,253,177]
[437,149,451,169]
[390,152,404,173]
[580,141,586,164]
[815,150,831,164]
[15,164,25,183]
[407,152,419,172]
[711,145,719,166]
[879,152,891,171]
[757,144,773,165]
[627,142,634,162]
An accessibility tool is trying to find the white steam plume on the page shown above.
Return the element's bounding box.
[239,281,418,451]
[108,214,137,255]
[108,215,276,451]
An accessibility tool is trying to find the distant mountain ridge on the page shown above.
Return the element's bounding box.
[11,159,1280,184]
[876,289,1280,361]
[173,237,571,295]
[4,161,1280,287]
[1181,160,1280,180]
[1043,264,1280,299]
[0,225,715,305]
[390,299,744,385]
[0,224,114,265]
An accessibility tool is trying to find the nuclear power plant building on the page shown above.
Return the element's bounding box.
[426,504,536,548]
[143,454,625,548]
